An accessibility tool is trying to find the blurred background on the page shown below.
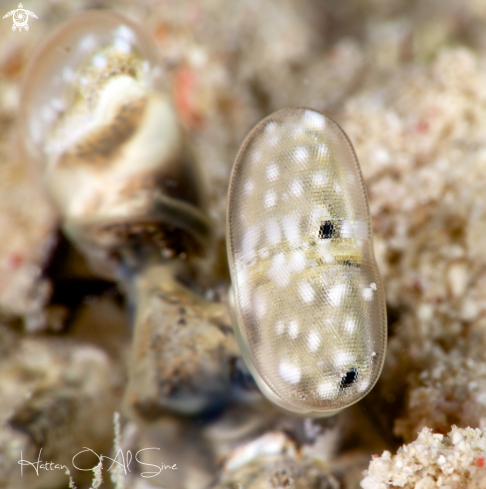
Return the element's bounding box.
[2,0,486,488]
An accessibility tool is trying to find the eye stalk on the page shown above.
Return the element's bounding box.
[226,108,387,417]
[19,11,239,419]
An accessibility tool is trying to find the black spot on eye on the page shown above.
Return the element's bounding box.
[340,368,358,389]
[319,220,335,239]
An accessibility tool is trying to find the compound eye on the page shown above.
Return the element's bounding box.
[226,108,387,416]
[19,10,161,165]
[19,11,212,270]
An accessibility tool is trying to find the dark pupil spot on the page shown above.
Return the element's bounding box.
[340,368,358,389]
[319,220,335,239]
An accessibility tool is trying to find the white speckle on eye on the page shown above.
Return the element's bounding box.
[236,267,248,288]
[79,34,97,52]
[308,329,321,352]
[114,37,131,54]
[317,143,329,157]
[371,351,377,357]
[303,110,326,129]
[267,254,290,288]
[298,281,315,303]
[293,146,308,163]
[328,284,347,307]
[244,179,254,195]
[344,319,357,334]
[340,220,352,238]
[312,172,327,187]
[292,126,305,138]
[289,320,299,339]
[317,380,337,399]
[253,290,267,319]
[266,163,280,181]
[50,98,65,112]
[290,179,303,197]
[323,253,335,264]
[79,77,89,86]
[276,320,284,335]
[362,287,374,301]
[265,219,281,246]
[92,54,107,68]
[340,220,370,240]
[279,360,301,384]
[334,351,356,368]
[282,214,300,242]
[116,25,136,43]
[236,281,251,311]
[264,190,277,208]
[334,183,342,193]
[272,253,285,268]
[274,270,290,287]
[370,282,377,290]
[250,150,262,163]
[62,67,75,82]
[358,378,371,393]
[289,251,305,273]
[265,121,277,134]
[241,225,260,261]
[268,135,280,147]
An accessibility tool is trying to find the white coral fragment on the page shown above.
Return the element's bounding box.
[361,426,486,489]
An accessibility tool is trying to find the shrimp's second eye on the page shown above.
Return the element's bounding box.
[226,108,387,417]
[19,10,212,273]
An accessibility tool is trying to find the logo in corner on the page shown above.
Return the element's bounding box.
[3,3,37,32]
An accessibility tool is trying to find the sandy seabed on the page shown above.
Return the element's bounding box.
[2,1,486,488]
